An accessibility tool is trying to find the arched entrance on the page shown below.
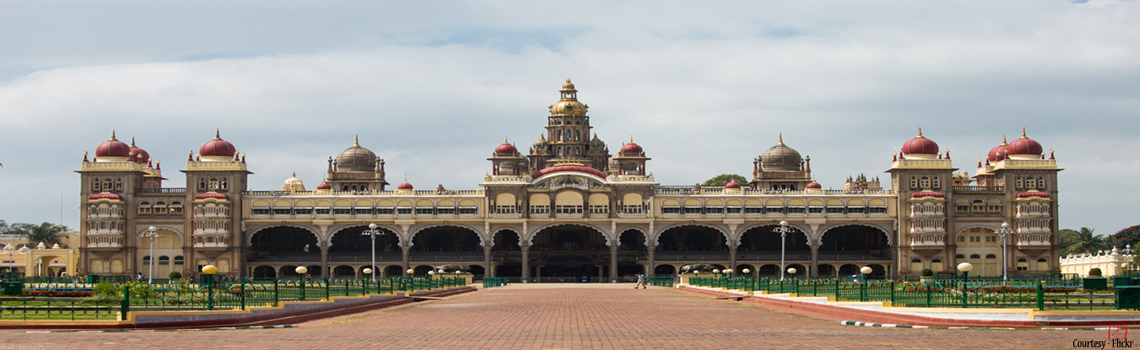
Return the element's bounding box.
[491,229,522,278]
[738,224,810,275]
[531,224,610,281]
[658,225,727,271]
[655,264,677,275]
[137,228,184,279]
[253,266,277,279]
[249,226,320,262]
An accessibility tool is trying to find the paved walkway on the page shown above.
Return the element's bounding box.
[1,284,1110,349]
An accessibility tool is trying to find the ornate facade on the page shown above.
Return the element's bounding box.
[74,79,1063,281]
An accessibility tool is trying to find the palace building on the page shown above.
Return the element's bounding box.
[74,79,1063,281]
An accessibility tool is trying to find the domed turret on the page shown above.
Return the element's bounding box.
[589,134,606,150]
[495,139,518,154]
[987,135,1009,162]
[761,134,802,171]
[335,136,378,172]
[128,137,150,164]
[806,181,822,189]
[549,78,588,116]
[620,138,643,154]
[95,131,132,160]
[199,130,237,159]
[1007,128,1044,159]
[532,134,549,151]
[282,172,305,191]
[397,180,414,190]
[901,128,939,157]
[725,180,741,189]
[316,181,332,190]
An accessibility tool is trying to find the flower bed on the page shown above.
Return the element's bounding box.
[22,290,93,298]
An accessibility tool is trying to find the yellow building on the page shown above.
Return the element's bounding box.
[0,230,80,278]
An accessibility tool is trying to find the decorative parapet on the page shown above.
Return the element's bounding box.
[1060,247,1132,277]
[891,158,953,169]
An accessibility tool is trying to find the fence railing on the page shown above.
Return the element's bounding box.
[483,278,509,288]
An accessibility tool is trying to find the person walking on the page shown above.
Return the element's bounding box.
[635,273,646,289]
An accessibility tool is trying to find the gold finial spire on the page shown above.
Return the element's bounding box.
[110,130,117,141]
[504,137,509,144]
[1021,127,1027,138]
[566,74,571,83]
[354,135,360,147]
[292,172,296,177]
[130,137,136,147]
[917,126,924,138]
[778,133,784,145]
[629,136,634,144]
[1002,134,1008,145]
[214,129,221,140]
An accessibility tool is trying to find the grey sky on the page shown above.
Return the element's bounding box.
[1,1,1137,234]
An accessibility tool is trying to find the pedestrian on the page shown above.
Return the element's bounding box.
[635,273,646,289]
[137,272,144,281]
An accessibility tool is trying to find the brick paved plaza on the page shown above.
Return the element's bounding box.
[2,285,1107,349]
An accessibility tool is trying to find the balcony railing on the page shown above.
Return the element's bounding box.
[953,186,1005,193]
[910,234,946,247]
[135,187,187,194]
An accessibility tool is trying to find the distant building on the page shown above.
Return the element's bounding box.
[1060,247,1133,277]
[74,79,1062,280]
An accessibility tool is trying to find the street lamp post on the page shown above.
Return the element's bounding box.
[142,226,162,284]
[998,222,1012,283]
[361,223,385,281]
[202,265,217,310]
[2,244,28,273]
[774,220,793,280]
[958,262,974,308]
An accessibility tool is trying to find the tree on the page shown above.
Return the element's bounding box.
[1112,225,1140,250]
[8,222,66,247]
[701,174,748,187]
[1063,227,1109,256]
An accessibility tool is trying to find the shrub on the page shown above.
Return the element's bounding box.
[921,269,934,277]
[1089,268,1103,277]
[24,290,93,298]
[169,271,182,279]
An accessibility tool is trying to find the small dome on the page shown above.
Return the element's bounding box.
[910,191,944,198]
[397,181,414,190]
[806,181,822,189]
[95,131,132,159]
[199,130,237,158]
[335,136,378,172]
[88,192,122,200]
[194,192,228,200]
[284,173,303,185]
[760,134,802,171]
[1016,191,1050,198]
[987,135,1009,162]
[620,139,643,154]
[532,134,549,151]
[725,181,741,189]
[901,128,939,156]
[589,134,606,150]
[495,139,518,154]
[1007,129,1043,157]
[551,100,587,115]
[128,137,150,164]
[316,182,332,190]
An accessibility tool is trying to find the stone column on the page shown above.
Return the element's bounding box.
[401,246,411,277]
[729,245,738,277]
[483,247,493,278]
[320,245,329,277]
[647,244,657,278]
[597,265,604,280]
[521,246,530,282]
[810,244,820,278]
[536,265,542,280]
[610,245,618,282]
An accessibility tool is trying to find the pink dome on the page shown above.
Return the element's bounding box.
[1007,129,1043,156]
[725,180,741,189]
[620,142,643,154]
[531,165,608,179]
[397,181,414,190]
[199,130,237,158]
[1016,191,1049,198]
[95,131,131,158]
[901,129,939,155]
[88,192,122,200]
[495,141,518,154]
[194,192,228,200]
[910,191,944,198]
[806,181,822,189]
[316,182,332,190]
[128,138,150,164]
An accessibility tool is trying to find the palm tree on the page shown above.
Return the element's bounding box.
[1065,227,1108,255]
[11,222,66,247]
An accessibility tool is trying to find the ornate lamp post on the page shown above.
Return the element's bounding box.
[712,269,720,278]
[361,223,385,281]
[958,262,974,308]
[296,266,308,301]
[860,266,872,282]
[997,222,1012,283]
[142,226,162,284]
[787,267,797,280]
[774,220,793,280]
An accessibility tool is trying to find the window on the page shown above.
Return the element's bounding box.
[663,206,681,214]
[333,208,352,215]
[919,176,931,189]
[143,256,151,266]
[766,207,784,214]
[437,207,454,214]
[808,207,823,214]
[971,199,984,212]
[726,207,741,214]
[355,208,373,215]
[985,236,997,242]
[957,236,965,243]
[826,207,844,214]
[375,207,394,215]
[623,205,644,214]
[786,207,805,214]
[744,206,763,214]
[315,208,331,215]
[158,256,170,266]
[986,254,997,259]
[848,207,866,214]
[1037,177,1046,189]
[458,207,477,215]
[1015,176,1023,189]
[589,205,609,214]
[683,206,702,214]
[1025,177,1036,189]
[208,178,219,190]
[555,205,582,214]
[496,205,517,214]
[397,207,412,215]
[92,178,101,192]
[138,202,151,214]
[969,236,981,243]
[415,208,434,215]
[174,256,184,265]
[170,201,183,214]
[909,177,917,189]
[220,178,229,190]
[198,178,207,190]
[115,179,122,191]
[531,205,550,214]
[1016,258,1029,271]
[273,208,291,215]
[706,207,723,214]
[970,254,981,259]
[932,177,941,189]
[251,208,270,215]
[868,206,887,214]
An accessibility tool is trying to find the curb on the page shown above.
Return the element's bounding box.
[841,320,1113,331]
[7,324,299,334]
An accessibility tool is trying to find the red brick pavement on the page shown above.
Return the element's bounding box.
[0,284,1109,349]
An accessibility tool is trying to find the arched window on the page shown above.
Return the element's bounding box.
[92,178,101,191]
[158,256,170,266]
[919,176,931,189]
[208,178,219,190]
[220,178,229,190]
[138,201,151,214]
[198,178,207,190]
[932,177,940,189]
[103,179,113,191]
[575,130,580,141]
[143,256,151,266]
[970,254,981,259]
[1015,176,1023,189]
[1025,177,1036,189]
[174,256,184,266]
[115,178,123,191]
[1037,177,1046,189]
[986,254,997,259]
[909,177,917,189]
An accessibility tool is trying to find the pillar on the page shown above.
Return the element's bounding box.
[483,247,493,278]
[610,245,618,282]
[810,244,820,278]
[598,265,604,280]
[536,265,542,279]
[521,246,530,282]
[320,245,329,277]
[401,246,411,277]
[647,244,657,278]
[728,245,738,277]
